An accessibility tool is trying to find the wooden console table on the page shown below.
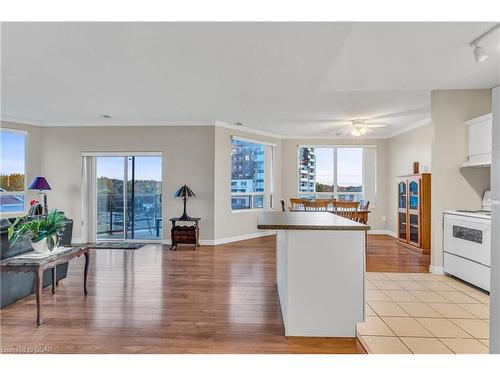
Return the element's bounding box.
[0,246,90,326]
[169,217,200,250]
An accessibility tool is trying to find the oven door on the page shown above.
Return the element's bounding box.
[443,214,491,266]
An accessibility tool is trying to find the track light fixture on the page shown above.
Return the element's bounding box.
[473,44,488,63]
[470,23,500,63]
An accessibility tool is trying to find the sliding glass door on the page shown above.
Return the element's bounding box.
[96,157,125,240]
[96,155,162,241]
[126,156,162,239]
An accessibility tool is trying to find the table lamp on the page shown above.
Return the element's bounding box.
[174,184,195,220]
[28,177,51,214]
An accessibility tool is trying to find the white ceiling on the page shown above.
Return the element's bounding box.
[1,22,499,138]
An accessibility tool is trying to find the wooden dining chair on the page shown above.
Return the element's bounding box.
[289,198,306,211]
[335,210,358,221]
[333,200,370,224]
[358,200,370,211]
[303,200,329,211]
[332,200,359,211]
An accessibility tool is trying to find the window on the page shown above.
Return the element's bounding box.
[0,129,26,213]
[298,146,364,202]
[231,138,269,210]
[337,148,363,201]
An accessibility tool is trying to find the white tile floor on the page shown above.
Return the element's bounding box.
[357,272,490,354]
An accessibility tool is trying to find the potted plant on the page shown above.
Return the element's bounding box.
[8,210,66,254]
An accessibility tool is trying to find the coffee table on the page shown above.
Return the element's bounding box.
[0,246,91,326]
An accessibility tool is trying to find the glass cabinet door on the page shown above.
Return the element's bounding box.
[398,181,408,241]
[398,182,407,209]
[409,213,419,245]
[398,212,407,240]
[408,178,420,246]
[409,180,419,210]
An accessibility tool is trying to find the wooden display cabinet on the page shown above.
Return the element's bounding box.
[397,173,431,253]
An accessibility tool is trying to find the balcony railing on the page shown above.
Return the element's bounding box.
[96,193,162,239]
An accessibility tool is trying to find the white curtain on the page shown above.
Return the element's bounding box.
[81,156,96,243]
[362,146,378,208]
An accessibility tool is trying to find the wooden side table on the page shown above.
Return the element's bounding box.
[0,246,90,326]
[169,217,200,250]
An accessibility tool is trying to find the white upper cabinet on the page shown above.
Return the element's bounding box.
[462,113,492,167]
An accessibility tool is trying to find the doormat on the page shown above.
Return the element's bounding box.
[88,242,146,250]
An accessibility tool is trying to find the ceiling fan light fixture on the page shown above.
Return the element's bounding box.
[350,127,366,137]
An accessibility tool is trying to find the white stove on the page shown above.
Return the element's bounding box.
[443,194,491,291]
[443,209,491,220]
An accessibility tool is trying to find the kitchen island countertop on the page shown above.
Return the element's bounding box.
[257,211,370,231]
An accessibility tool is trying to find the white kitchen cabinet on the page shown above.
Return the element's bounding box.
[462,113,492,167]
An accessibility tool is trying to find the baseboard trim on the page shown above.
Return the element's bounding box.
[160,239,220,246]
[160,231,277,246]
[429,265,445,275]
[368,230,396,238]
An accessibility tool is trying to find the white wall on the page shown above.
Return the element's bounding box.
[40,125,216,242]
[386,124,432,235]
[281,138,388,231]
[0,120,44,216]
[430,90,491,272]
[214,126,282,241]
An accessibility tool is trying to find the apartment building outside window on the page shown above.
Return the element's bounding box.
[231,139,265,210]
[231,137,277,211]
[298,146,364,202]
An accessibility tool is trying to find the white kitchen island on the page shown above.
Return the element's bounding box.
[257,211,369,337]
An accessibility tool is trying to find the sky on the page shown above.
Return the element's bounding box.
[96,156,162,181]
[0,131,25,175]
[315,147,362,186]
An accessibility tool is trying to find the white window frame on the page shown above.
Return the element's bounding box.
[231,136,275,213]
[297,144,372,202]
[0,128,27,215]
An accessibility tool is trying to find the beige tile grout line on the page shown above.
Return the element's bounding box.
[360,272,490,354]
[359,299,415,354]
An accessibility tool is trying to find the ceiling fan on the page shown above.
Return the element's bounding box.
[333,119,387,137]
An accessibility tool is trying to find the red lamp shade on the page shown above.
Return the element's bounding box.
[28,177,51,191]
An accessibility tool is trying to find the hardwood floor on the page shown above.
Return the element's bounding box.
[0,234,428,354]
[366,235,430,273]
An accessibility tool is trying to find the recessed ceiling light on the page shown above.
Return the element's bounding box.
[102,114,112,119]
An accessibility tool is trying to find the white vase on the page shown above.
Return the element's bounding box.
[31,236,57,254]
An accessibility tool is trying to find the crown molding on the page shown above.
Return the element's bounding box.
[214,120,284,139]
[40,121,214,127]
[282,134,388,140]
[386,117,431,138]
[1,116,42,126]
[1,116,431,140]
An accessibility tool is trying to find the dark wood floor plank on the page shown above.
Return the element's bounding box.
[366,234,430,273]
